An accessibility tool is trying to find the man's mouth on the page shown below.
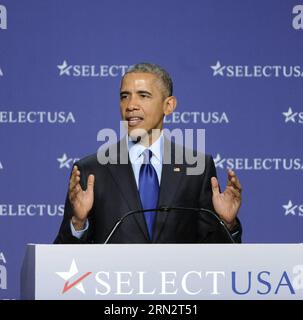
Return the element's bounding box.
[126,116,144,127]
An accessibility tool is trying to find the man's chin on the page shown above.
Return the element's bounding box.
[128,127,162,145]
[128,128,148,143]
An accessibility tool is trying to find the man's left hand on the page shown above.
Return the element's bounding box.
[211,169,242,229]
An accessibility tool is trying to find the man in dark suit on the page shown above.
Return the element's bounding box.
[54,63,242,244]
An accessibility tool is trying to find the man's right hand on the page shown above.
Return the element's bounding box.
[69,165,95,230]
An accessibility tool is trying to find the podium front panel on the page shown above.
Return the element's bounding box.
[21,244,303,300]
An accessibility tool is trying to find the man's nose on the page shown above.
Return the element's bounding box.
[126,96,140,111]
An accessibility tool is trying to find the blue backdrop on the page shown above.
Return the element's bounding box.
[0,0,302,299]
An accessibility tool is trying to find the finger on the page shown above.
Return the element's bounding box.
[227,169,236,180]
[69,175,80,192]
[70,170,80,183]
[226,186,242,199]
[228,170,242,192]
[70,183,81,197]
[71,165,79,178]
[69,168,81,191]
[87,174,95,193]
[231,175,242,192]
[211,177,220,196]
[69,184,82,202]
[69,172,81,194]
[227,169,234,186]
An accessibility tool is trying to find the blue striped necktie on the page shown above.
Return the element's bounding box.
[139,149,159,239]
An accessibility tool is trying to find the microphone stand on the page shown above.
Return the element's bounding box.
[104,208,165,244]
[104,206,236,244]
[161,206,236,244]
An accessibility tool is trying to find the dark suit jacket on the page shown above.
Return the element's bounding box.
[54,138,241,244]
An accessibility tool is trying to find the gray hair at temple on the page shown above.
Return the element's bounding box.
[123,63,173,98]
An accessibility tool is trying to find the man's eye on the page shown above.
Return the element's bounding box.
[120,95,128,100]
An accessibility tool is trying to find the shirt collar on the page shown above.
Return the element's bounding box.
[128,132,163,164]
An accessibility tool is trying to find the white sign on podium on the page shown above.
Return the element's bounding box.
[21,244,303,300]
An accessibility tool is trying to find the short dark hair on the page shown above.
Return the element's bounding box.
[123,62,173,98]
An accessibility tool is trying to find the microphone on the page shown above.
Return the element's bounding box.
[104,206,236,244]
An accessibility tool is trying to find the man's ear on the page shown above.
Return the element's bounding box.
[163,96,177,116]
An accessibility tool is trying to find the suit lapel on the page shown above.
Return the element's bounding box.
[153,139,184,242]
[106,139,150,241]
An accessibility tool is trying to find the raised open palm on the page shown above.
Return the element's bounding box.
[69,166,95,225]
[211,169,242,227]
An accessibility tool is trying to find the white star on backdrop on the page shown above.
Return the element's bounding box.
[57,60,72,76]
[213,154,225,168]
[57,153,72,169]
[282,107,297,123]
[282,200,297,216]
[211,61,225,76]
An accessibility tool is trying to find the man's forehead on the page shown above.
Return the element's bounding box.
[120,72,159,90]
